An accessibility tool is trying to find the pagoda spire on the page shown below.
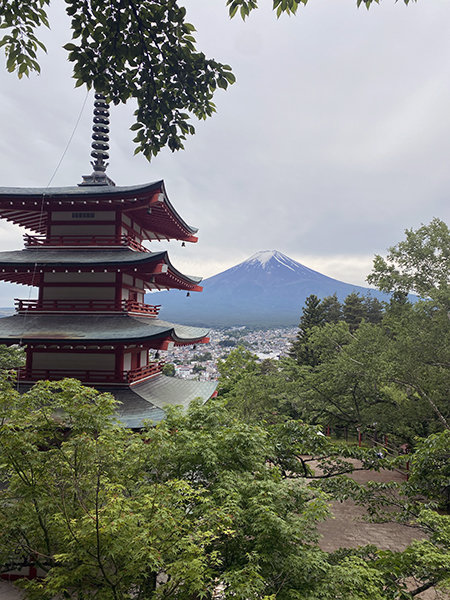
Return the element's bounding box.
[79,93,116,187]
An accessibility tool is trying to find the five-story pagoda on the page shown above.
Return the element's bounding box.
[0,95,216,426]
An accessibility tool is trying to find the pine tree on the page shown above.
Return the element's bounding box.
[321,294,342,323]
[290,295,325,366]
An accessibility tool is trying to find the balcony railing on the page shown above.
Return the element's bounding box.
[126,361,165,383]
[15,298,161,317]
[17,361,165,385]
[24,234,149,252]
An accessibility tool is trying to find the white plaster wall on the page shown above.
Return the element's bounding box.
[49,224,115,236]
[123,353,131,371]
[42,287,115,300]
[32,353,114,370]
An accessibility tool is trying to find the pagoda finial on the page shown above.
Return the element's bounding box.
[79,93,116,187]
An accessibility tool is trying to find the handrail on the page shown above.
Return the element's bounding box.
[23,234,149,252]
[127,361,165,383]
[122,300,161,316]
[15,298,161,316]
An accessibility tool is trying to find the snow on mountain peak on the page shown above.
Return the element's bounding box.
[244,250,302,271]
[247,250,279,267]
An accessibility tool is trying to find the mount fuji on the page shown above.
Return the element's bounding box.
[148,250,390,327]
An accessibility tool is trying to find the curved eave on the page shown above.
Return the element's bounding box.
[0,314,210,345]
[112,376,217,427]
[0,181,198,241]
[0,248,203,291]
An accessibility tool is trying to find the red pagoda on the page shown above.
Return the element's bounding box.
[0,95,216,426]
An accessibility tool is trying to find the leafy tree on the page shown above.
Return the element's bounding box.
[367,218,450,306]
[226,0,414,20]
[0,344,25,370]
[407,430,450,510]
[216,345,259,395]
[0,0,415,159]
[1,374,448,599]
[162,362,176,377]
[0,0,235,160]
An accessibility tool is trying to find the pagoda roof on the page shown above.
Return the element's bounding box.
[0,314,209,345]
[113,376,217,427]
[0,248,202,290]
[0,181,198,242]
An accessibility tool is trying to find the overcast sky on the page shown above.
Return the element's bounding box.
[0,0,449,305]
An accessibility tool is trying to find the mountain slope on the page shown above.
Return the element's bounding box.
[147,250,391,327]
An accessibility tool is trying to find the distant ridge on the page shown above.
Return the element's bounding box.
[147,250,391,327]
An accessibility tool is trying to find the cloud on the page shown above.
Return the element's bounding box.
[0,0,449,307]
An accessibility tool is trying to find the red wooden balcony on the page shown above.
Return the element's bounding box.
[15,298,161,317]
[126,361,165,383]
[17,361,165,385]
[23,234,149,252]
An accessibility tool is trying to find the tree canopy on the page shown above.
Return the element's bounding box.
[0,0,414,160]
[367,218,450,306]
[0,374,449,599]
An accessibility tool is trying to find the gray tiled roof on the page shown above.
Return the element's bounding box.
[0,248,165,265]
[112,376,217,427]
[0,249,202,283]
[0,182,162,197]
[0,180,198,235]
[0,314,209,343]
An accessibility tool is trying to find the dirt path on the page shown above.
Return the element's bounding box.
[316,459,448,599]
